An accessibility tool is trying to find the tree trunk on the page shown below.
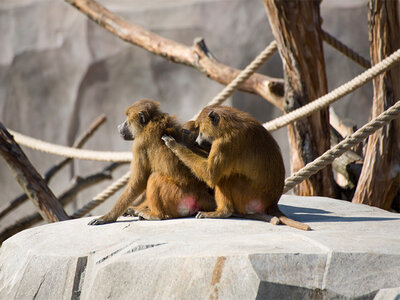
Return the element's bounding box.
[263,0,336,197]
[352,0,400,210]
[0,123,69,223]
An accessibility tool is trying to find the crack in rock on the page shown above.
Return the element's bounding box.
[96,241,165,265]
[32,275,45,300]
[125,243,166,254]
[71,256,88,300]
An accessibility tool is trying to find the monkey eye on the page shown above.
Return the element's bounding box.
[208,110,220,125]
[139,111,147,124]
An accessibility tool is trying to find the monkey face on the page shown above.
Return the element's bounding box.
[118,120,134,140]
[120,99,160,141]
[195,132,212,149]
[196,108,221,147]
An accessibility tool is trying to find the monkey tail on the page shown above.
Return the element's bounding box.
[268,204,311,231]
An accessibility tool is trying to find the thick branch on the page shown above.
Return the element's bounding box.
[0,114,107,220]
[0,123,69,223]
[64,0,284,109]
[264,0,336,197]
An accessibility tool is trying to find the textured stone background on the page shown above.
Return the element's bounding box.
[0,0,371,230]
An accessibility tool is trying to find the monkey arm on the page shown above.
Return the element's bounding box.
[162,135,215,187]
[88,153,150,225]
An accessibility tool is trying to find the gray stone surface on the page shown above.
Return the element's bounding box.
[1,195,400,300]
[0,1,372,233]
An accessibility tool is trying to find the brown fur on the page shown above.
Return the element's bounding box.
[89,99,215,225]
[163,105,310,231]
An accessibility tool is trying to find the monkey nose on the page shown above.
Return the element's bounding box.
[117,121,125,132]
[195,135,202,145]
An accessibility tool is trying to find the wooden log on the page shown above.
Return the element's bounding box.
[352,0,400,210]
[263,0,336,197]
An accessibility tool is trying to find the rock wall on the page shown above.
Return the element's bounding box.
[0,0,371,230]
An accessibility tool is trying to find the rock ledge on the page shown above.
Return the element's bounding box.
[1,195,400,299]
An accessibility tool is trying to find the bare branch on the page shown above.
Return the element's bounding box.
[44,114,107,181]
[0,114,107,220]
[58,162,124,207]
[0,123,69,223]
[64,0,284,109]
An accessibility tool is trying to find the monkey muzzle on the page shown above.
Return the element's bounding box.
[196,133,212,151]
[118,121,134,141]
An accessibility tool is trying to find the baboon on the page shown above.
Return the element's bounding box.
[163,105,310,231]
[89,99,215,225]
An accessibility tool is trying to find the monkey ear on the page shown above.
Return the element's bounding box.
[139,111,147,125]
[208,110,220,125]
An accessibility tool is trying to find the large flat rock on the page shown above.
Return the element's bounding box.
[1,195,400,299]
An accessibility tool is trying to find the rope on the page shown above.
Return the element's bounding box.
[264,47,400,132]
[283,100,400,193]
[71,170,131,218]
[321,30,371,69]
[191,41,278,120]
[10,130,132,162]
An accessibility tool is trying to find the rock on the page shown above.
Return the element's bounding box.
[1,195,400,299]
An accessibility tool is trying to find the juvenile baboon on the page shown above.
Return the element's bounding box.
[163,105,310,231]
[89,99,215,225]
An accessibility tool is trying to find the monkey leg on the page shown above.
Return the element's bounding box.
[196,182,234,219]
[132,173,167,220]
[195,189,216,213]
[88,178,146,225]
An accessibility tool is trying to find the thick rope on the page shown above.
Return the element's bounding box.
[283,100,400,193]
[71,170,131,218]
[9,130,132,162]
[321,30,371,69]
[264,47,400,132]
[191,41,278,120]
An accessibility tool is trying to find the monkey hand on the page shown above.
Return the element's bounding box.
[161,135,177,149]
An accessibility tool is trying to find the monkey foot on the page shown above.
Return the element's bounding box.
[88,218,113,225]
[195,211,232,219]
[123,208,137,217]
[136,211,162,221]
[269,216,280,225]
